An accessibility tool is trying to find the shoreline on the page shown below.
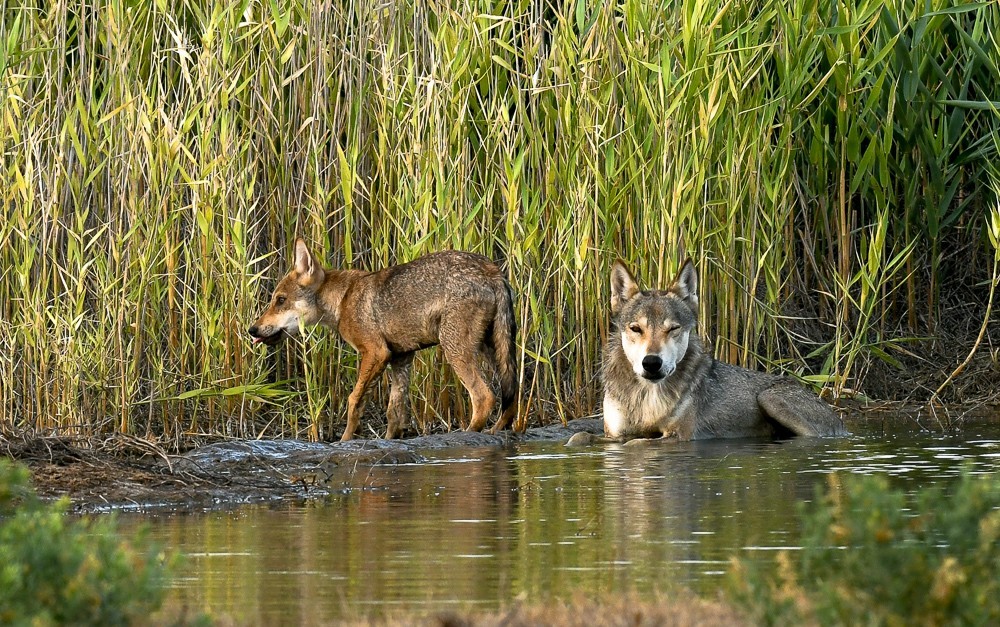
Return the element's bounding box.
[5,403,999,514]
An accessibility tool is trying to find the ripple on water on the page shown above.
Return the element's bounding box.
[121,421,1000,623]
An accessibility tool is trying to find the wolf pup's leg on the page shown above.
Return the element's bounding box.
[343,346,390,441]
[386,352,415,439]
[440,309,497,432]
[446,350,497,432]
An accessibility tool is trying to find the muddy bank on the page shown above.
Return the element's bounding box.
[6,419,605,513]
[8,403,1000,514]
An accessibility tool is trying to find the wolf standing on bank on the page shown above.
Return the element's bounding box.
[598,259,846,441]
[248,239,519,441]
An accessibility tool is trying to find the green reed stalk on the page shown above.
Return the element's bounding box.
[1,0,997,442]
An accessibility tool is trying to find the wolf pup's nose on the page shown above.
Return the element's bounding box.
[248,326,259,337]
[641,355,662,374]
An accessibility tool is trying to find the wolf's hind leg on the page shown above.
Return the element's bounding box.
[386,352,415,439]
[446,353,496,432]
[441,343,496,433]
[757,382,848,437]
[440,308,496,432]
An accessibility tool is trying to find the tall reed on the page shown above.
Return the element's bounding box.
[1,0,997,442]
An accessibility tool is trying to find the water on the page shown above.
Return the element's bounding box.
[123,423,1000,624]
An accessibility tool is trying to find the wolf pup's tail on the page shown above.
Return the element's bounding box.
[491,279,520,432]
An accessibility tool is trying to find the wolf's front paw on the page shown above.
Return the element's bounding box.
[565,432,597,447]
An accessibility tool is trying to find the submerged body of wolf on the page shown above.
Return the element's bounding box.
[598,259,846,441]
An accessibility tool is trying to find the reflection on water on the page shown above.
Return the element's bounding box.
[123,425,1000,624]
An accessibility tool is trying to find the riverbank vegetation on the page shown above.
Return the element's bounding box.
[730,470,1000,625]
[0,460,172,625]
[2,0,999,443]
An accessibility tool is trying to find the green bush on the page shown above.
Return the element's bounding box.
[730,471,1000,626]
[0,459,172,626]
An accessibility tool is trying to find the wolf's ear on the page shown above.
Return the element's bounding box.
[610,260,640,314]
[293,238,325,287]
[672,259,698,310]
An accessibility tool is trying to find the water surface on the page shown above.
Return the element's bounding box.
[124,422,1000,624]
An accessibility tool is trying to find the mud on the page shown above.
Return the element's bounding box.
[9,419,605,513]
[10,402,1000,514]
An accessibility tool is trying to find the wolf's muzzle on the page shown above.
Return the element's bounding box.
[248,326,283,346]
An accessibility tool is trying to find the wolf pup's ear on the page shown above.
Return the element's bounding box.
[610,260,640,314]
[672,259,698,310]
[293,238,325,287]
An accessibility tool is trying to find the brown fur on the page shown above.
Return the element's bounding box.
[249,239,519,441]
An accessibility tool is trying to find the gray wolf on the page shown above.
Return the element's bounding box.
[570,259,845,444]
[249,239,519,441]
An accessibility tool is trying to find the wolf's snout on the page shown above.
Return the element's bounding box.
[641,355,663,374]
[248,324,283,346]
[248,325,265,345]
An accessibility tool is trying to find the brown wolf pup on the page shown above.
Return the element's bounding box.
[248,239,519,441]
[570,259,846,445]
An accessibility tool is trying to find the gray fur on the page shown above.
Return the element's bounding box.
[599,260,846,441]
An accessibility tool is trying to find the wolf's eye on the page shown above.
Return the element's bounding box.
[666,324,680,334]
[628,324,642,334]
[276,296,287,305]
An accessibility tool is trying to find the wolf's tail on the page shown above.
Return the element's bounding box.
[491,278,520,431]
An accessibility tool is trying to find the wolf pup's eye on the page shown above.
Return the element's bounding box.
[628,324,642,334]
[667,324,680,334]
[276,296,287,305]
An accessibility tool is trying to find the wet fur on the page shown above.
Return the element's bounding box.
[249,240,519,441]
[598,260,846,441]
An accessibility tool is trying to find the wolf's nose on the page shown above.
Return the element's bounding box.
[248,326,260,337]
[641,355,663,373]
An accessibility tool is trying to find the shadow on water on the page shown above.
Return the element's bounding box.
[123,421,1000,624]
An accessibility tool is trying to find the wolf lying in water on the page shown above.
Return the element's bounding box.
[568,260,846,445]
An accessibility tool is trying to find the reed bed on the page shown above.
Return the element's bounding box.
[1,0,998,443]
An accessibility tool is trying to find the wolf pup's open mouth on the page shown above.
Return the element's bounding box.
[250,330,284,346]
